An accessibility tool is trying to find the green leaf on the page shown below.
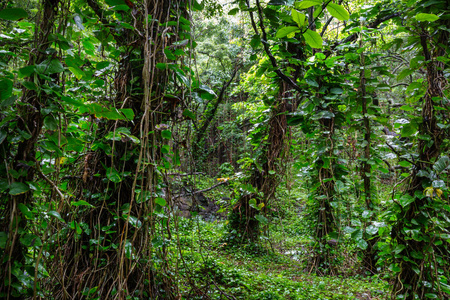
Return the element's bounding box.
[361,210,372,219]
[410,251,424,259]
[228,8,239,15]
[292,9,306,27]
[433,156,449,173]
[398,161,412,168]
[176,71,190,87]
[106,168,122,183]
[127,215,142,228]
[295,0,322,9]
[119,108,134,120]
[161,144,170,154]
[95,108,126,120]
[389,263,401,272]
[18,65,35,78]
[156,63,168,70]
[0,79,13,100]
[199,84,216,98]
[71,200,93,207]
[151,236,163,248]
[155,197,167,206]
[415,13,439,22]
[399,194,414,207]
[61,96,84,107]
[351,228,363,240]
[326,3,349,21]
[22,81,38,91]
[164,48,177,60]
[397,68,414,81]
[48,210,65,222]
[192,0,203,10]
[356,238,368,250]
[161,130,172,139]
[105,0,127,6]
[0,8,28,21]
[112,4,129,11]
[18,203,34,219]
[44,115,58,130]
[20,233,42,247]
[276,26,300,38]
[36,59,64,74]
[366,225,378,235]
[250,35,261,48]
[330,87,343,94]
[255,214,268,224]
[182,109,196,120]
[401,122,417,137]
[400,105,414,111]
[68,66,85,79]
[123,239,133,258]
[393,244,406,254]
[70,221,83,235]
[9,182,30,195]
[305,78,319,87]
[303,29,323,48]
[312,110,334,119]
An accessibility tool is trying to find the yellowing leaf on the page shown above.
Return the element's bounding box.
[424,186,434,198]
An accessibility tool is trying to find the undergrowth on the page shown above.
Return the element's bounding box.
[172,217,389,299]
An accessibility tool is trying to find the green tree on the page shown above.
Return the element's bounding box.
[389,2,450,298]
[0,1,60,297]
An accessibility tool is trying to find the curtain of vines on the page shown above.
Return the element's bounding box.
[1,0,189,299]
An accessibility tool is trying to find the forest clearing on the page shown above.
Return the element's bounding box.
[0,0,449,299]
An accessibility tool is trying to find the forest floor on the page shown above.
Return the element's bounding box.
[172,218,390,300]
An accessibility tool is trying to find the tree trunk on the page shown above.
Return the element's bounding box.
[48,1,187,299]
[312,114,337,275]
[0,0,60,298]
[392,20,450,300]
[359,43,377,275]
[228,83,288,242]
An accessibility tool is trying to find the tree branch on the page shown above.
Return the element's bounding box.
[192,181,229,195]
[320,0,344,36]
[196,65,240,138]
[253,0,303,93]
[330,12,403,51]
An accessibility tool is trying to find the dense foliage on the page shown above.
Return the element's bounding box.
[0,0,449,299]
